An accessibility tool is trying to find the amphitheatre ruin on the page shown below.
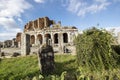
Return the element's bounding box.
[0,17,78,57]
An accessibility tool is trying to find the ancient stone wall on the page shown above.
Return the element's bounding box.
[21,33,30,55]
[21,17,79,55]
[16,33,22,42]
[4,40,12,48]
[24,17,54,32]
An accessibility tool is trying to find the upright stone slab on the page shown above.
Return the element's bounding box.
[21,33,30,56]
[38,44,55,74]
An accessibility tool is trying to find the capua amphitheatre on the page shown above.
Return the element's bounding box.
[0,17,79,57]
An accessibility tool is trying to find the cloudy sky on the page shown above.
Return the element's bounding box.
[0,0,120,41]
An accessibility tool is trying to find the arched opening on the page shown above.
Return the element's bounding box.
[54,33,58,44]
[45,34,51,39]
[37,34,43,44]
[45,34,51,45]
[63,33,68,43]
[30,35,35,44]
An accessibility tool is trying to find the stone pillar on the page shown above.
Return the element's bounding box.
[44,17,47,27]
[12,40,15,47]
[35,34,37,46]
[37,19,40,28]
[32,21,34,30]
[21,33,31,56]
[58,32,63,53]
[18,42,21,48]
[51,33,54,47]
[43,34,46,45]
[67,32,70,43]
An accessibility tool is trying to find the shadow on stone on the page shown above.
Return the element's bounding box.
[12,52,21,57]
[0,52,5,57]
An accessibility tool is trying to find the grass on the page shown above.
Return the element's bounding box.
[0,54,120,80]
[0,54,76,80]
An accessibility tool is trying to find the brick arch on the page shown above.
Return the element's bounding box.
[45,34,51,39]
[30,35,35,44]
[37,34,43,44]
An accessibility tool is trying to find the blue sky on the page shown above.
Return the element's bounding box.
[0,0,120,41]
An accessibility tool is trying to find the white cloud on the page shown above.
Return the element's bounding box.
[62,0,111,16]
[0,17,18,30]
[0,28,22,41]
[105,27,120,36]
[0,17,22,41]
[0,0,32,41]
[34,0,45,3]
[0,0,32,18]
[0,33,17,41]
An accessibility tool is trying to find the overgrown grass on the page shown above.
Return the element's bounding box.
[0,55,39,79]
[0,54,76,80]
[0,54,120,80]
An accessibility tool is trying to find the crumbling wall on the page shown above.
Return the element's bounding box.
[4,40,12,48]
[16,33,22,42]
[21,33,30,55]
[24,17,54,32]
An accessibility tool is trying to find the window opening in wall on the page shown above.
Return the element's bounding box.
[30,35,35,44]
[63,33,68,43]
[54,33,58,44]
[37,34,43,44]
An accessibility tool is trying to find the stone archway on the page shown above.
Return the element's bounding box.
[37,34,43,44]
[30,35,35,44]
[63,33,68,43]
[45,34,51,39]
[54,33,58,44]
[45,34,51,45]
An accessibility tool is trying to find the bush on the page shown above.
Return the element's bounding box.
[75,27,119,71]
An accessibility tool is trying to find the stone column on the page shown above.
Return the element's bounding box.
[44,17,47,27]
[35,34,37,46]
[67,32,70,43]
[21,33,31,56]
[37,19,40,29]
[58,32,63,54]
[51,33,54,47]
[18,42,21,48]
[12,40,15,47]
[32,21,34,27]
[43,32,46,45]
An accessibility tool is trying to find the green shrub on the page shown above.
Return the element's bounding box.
[75,27,119,71]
